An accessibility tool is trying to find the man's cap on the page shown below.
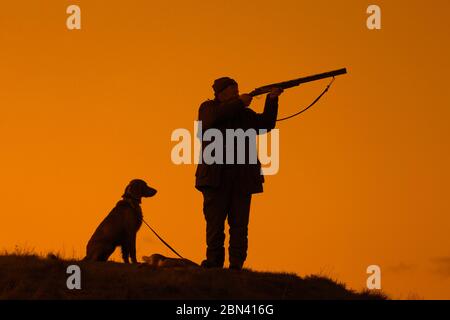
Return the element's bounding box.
[213,77,237,95]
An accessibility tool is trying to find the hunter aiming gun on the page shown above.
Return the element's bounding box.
[249,68,347,97]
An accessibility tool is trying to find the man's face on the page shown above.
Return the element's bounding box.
[217,84,239,102]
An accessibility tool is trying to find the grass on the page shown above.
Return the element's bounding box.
[0,250,387,300]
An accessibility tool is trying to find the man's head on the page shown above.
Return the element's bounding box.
[213,77,239,102]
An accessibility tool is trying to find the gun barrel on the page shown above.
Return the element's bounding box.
[249,68,347,97]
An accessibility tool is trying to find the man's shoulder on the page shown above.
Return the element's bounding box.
[199,99,218,110]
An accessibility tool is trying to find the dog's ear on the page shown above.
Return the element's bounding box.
[123,180,140,199]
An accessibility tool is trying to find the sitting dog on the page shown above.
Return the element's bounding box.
[142,254,199,269]
[83,179,157,263]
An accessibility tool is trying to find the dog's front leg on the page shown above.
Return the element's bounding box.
[129,233,138,264]
[121,245,130,263]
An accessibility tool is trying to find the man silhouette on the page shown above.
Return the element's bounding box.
[195,77,283,270]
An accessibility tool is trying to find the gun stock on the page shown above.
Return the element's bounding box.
[249,68,347,97]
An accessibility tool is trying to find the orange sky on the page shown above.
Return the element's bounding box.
[1,0,449,299]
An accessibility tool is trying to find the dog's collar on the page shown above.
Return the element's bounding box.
[122,197,142,211]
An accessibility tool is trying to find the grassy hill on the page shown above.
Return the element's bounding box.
[0,253,387,300]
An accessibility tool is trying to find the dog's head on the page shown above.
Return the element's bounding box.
[122,179,157,201]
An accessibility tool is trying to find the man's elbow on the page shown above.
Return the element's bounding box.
[268,115,278,129]
[263,119,276,132]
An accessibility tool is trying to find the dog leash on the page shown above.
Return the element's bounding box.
[141,218,185,260]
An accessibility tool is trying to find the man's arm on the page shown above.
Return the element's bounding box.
[198,98,245,130]
[246,88,283,132]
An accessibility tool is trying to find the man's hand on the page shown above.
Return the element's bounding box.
[239,94,253,107]
[268,87,284,98]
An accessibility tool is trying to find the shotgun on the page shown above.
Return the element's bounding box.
[249,68,347,97]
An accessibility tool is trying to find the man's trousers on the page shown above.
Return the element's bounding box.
[201,168,252,268]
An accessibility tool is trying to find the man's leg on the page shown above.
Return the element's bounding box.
[202,187,229,268]
[228,191,252,270]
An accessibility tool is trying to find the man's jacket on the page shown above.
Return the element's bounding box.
[195,95,279,194]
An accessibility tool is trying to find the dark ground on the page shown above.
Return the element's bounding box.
[0,254,387,300]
